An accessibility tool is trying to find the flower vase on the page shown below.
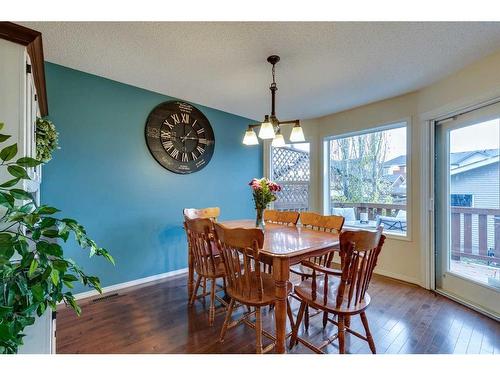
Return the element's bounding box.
[255,207,265,230]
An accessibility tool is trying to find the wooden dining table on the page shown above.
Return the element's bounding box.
[187,219,340,354]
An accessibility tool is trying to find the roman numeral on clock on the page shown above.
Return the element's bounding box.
[181,113,190,124]
[163,119,174,130]
[196,145,205,154]
[181,153,189,162]
[171,113,180,124]
[191,152,198,160]
[160,130,172,139]
[170,148,179,159]
[196,128,204,135]
[198,138,208,145]
[162,140,174,150]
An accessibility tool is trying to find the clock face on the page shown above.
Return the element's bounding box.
[145,101,215,174]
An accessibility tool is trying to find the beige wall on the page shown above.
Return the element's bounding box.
[304,49,500,287]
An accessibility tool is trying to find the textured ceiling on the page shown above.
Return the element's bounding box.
[22,22,500,120]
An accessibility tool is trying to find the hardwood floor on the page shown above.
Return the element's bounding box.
[56,273,500,354]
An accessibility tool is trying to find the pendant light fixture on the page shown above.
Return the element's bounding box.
[242,55,305,146]
[271,128,286,147]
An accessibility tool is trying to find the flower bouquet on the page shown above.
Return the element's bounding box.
[248,177,282,229]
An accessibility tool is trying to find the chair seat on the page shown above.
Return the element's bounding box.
[226,272,293,307]
[290,263,315,278]
[294,278,371,315]
[290,261,341,278]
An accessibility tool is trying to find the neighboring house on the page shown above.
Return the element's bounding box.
[449,149,500,209]
[383,149,500,209]
[382,155,407,202]
[385,149,500,253]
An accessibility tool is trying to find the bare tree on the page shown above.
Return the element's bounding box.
[330,132,392,204]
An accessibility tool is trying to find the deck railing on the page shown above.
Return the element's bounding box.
[331,201,500,266]
[450,206,500,265]
[331,202,406,220]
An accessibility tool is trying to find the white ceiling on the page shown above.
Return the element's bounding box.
[22,22,500,120]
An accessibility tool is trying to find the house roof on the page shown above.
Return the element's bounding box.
[384,149,499,168]
[382,174,405,184]
[383,155,406,167]
[449,149,499,165]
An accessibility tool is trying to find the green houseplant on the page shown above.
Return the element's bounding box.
[0,122,114,354]
[35,117,59,163]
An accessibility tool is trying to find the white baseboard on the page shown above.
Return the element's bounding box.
[72,268,188,301]
[374,268,421,286]
[435,289,499,321]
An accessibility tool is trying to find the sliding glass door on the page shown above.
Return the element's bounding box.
[434,102,500,318]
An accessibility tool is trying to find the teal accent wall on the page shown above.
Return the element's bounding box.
[43,63,261,293]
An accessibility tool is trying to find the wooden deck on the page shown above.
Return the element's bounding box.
[55,272,500,354]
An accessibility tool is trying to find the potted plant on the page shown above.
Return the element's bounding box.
[0,122,114,354]
[35,117,59,163]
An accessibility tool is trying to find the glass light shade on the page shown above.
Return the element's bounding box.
[242,128,259,145]
[290,124,305,142]
[271,133,286,147]
[258,120,275,139]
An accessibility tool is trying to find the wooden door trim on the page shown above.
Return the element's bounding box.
[0,22,48,116]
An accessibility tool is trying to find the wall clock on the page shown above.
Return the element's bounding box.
[145,101,215,174]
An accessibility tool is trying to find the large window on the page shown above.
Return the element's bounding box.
[270,143,310,211]
[326,122,408,235]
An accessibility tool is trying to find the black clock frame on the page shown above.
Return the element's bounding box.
[144,101,215,174]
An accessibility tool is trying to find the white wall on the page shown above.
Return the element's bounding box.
[304,49,500,287]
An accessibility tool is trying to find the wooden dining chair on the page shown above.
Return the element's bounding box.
[183,207,220,221]
[183,207,221,299]
[214,222,295,354]
[290,212,344,330]
[184,218,227,326]
[290,227,385,354]
[263,209,299,226]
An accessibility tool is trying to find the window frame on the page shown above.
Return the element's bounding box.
[323,118,412,241]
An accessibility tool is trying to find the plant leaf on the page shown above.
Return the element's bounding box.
[50,269,60,285]
[7,165,29,179]
[0,134,11,142]
[41,229,59,239]
[0,143,18,161]
[0,191,14,208]
[0,177,20,188]
[36,205,60,215]
[16,157,42,168]
[9,188,33,201]
[28,258,38,277]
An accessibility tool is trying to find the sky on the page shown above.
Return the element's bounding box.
[369,118,500,160]
[450,119,500,153]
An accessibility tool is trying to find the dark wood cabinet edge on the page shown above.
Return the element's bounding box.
[0,22,48,116]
